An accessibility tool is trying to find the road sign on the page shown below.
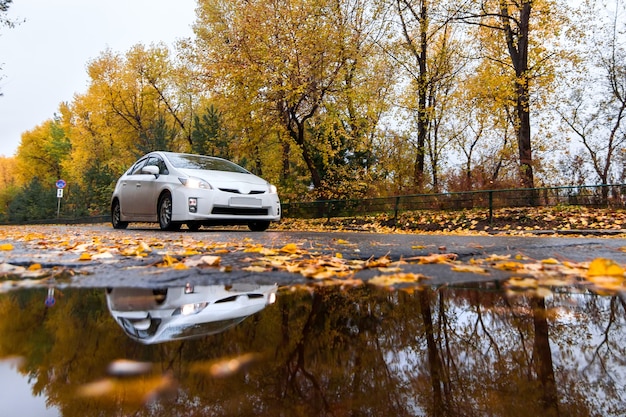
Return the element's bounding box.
[57,188,64,198]
[56,179,66,189]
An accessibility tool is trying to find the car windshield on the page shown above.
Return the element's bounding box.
[166,154,250,174]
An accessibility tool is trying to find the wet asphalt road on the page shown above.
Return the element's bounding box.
[1,224,625,288]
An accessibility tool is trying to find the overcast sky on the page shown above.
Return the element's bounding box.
[0,0,196,157]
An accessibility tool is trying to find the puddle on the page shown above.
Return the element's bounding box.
[0,282,624,416]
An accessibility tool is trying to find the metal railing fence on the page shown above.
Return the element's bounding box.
[281,184,626,222]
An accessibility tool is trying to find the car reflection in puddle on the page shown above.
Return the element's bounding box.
[0,282,625,416]
[106,283,278,344]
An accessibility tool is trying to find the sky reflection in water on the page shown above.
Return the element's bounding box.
[0,282,624,417]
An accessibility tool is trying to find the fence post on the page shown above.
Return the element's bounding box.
[394,196,400,223]
[489,190,493,225]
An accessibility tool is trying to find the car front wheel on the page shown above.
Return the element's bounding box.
[111,199,128,229]
[158,193,180,231]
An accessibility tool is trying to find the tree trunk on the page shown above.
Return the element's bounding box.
[501,0,535,188]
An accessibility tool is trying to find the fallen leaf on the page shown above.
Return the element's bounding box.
[451,264,489,274]
[279,243,300,254]
[78,253,92,261]
[587,258,625,277]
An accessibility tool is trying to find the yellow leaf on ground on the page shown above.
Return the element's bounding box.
[451,265,489,274]
[587,258,625,277]
[78,253,92,261]
[412,253,457,264]
[494,261,525,271]
[541,258,560,265]
[244,245,265,253]
[279,243,299,254]
[0,243,14,251]
[243,265,269,273]
[485,254,511,262]
[200,255,221,266]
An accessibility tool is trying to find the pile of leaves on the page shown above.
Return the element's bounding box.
[275,206,626,235]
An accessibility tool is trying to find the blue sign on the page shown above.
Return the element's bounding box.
[56,179,66,189]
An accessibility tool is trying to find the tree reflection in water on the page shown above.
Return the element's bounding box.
[0,282,624,416]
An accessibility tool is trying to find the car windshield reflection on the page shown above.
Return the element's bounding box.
[106,283,278,344]
[165,153,250,173]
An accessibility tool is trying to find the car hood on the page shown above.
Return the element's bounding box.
[178,169,269,192]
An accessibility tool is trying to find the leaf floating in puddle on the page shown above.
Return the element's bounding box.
[191,353,260,378]
[585,258,626,292]
[0,243,14,251]
[368,272,429,287]
[78,374,175,404]
[506,277,538,289]
[107,359,153,376]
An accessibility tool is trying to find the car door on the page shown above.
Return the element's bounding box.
[119,158,148,216]
[133,156,164,216]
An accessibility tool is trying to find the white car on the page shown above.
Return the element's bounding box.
[111,152,281,231]
[106,284,278,344]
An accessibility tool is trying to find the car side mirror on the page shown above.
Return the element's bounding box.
[141,165,160,178]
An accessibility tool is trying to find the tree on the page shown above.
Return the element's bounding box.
[81,45,189,158]
[7,177,58,221]
[189,0,391,199]
[191,104,231,159]
[14,116,71,187]
[0,156,17,220]
[391,0,465,192]
[557,0,626,202]
[446,58,519,191]
[457,0,567,189]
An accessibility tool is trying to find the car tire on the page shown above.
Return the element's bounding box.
[111,199,129,229]
[248,220,270,231]
[158,192,180,231]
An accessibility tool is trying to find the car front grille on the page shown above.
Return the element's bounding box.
[219,188,265,195]
[211,207,269,216]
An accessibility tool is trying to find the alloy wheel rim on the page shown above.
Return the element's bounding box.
[160,197,172,226]
[113,203,121,225]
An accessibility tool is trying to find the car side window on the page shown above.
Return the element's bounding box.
[156,157,169,175]
[144,156,169,175]
[130,158,148,175]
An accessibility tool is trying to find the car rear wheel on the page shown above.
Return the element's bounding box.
[111,199,128,229]
[248,220,270,231]
[158,193,180,231]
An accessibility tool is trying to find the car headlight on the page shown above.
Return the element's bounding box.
[173,302,209,316]
[179,177,212,190]
[268,184,277,194]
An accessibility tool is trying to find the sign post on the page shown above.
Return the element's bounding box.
[56,180,66,218]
